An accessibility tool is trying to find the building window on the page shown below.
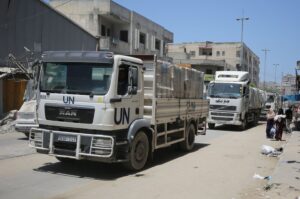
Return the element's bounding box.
[120,30,128,42]
[199,48,212,56]
[139,32,146,45]
[101,25,106,36]
[190,51,195,57]
[107,28,111,37]
[222,51,225,56]
[206,69,213,74]
[184,47,187,53]
[155,39,160,50]
[236,50,240,57]
[216,51,220,56]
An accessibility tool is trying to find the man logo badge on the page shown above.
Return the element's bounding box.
[59,109,77,117]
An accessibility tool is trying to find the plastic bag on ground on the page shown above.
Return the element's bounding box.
[261,145,275,155]
[253,173,265,180]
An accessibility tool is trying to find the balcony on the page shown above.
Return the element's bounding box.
[99,37,130,55]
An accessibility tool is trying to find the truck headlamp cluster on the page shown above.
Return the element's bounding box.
[92,137,113,148]
[30,130,43,148]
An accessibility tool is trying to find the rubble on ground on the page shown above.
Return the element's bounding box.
[0,110,17,134]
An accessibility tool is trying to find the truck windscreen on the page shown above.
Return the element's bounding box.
[40,62,113,95]
[208,83,241,98]
[266,95,275,103]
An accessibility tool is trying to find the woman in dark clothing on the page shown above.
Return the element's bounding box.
[266,108,275,138]
[275,108,285,141]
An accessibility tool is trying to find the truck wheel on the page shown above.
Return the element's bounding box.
[240,117,247,130]
[124,131,149,171]
[208,123,215,129]
[180,123,196,151]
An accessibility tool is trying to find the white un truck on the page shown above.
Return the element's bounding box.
[207,71,263,130]
[29,51,208,170]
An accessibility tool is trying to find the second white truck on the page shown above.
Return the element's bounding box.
[207,71,263,130]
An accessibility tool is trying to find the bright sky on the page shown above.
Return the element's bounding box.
[114,0,300,83]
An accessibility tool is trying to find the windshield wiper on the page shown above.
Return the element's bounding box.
[227,96,239,99]
[40,89,64,93]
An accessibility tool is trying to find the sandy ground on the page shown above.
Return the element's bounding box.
[0,123,292,199]
[49,123,286,199]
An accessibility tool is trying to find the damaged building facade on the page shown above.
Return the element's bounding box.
[167,42,260,87]
[0,0,173,116]
[49,0,173,57]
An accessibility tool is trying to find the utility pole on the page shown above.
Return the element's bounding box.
[262,49,270,90]
[236,16,249,72]
[273,64,279,84]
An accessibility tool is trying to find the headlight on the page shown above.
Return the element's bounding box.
[92,138,113,148]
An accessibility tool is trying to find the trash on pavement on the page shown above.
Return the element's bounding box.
[253,173,265,179]
[261,145,283,157]
[261,145,275,155]
[253,173,272,180]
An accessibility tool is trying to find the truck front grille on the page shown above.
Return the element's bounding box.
[211,112,234,117]
[209,105,236,111]
[45,105,95,124]
[211,117,233,121]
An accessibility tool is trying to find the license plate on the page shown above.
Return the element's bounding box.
[57,135,77,143]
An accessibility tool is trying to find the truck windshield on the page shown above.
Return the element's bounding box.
[208,83,241,98]
[266,95,275,103]
[40,62,113,95]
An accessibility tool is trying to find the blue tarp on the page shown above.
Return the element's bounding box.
[282,94,300,102]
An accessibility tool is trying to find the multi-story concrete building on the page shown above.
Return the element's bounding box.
[167,42,260,86]
[282,74,297,95]
[50,0,173,57]
[0,0,173,116]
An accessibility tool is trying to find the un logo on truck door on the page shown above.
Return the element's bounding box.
[114,108,130,125]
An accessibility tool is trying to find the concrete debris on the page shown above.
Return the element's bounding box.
[0,110,17,125]
[0,110,17,134]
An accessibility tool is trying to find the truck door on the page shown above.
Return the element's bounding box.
[112,63,142,129]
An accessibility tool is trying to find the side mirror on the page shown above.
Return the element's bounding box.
[128,67,138,95]
[128,86,137,95]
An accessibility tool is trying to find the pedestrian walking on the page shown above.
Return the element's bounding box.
[266,108,275,138]
[285,106,293,133]
[274,108,286,141]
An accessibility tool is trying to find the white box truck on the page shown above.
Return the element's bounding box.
[207,71,263,130]
[260,92,280,119]
[29,51,208,170]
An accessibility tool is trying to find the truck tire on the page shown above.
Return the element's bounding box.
[208,123,215,129]
[240,117,247,130]
[124,131,149,171]
[180,123,196,151]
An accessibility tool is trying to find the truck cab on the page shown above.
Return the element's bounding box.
[207,71,250,129]
[207,71,263,130]
[31,51,146,165]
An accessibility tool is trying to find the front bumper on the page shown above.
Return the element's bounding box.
[29,128,129,163]
[208,111,242,125]
[15,123,38,133]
